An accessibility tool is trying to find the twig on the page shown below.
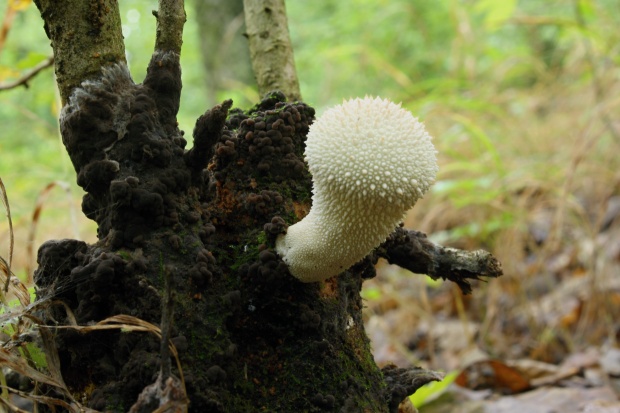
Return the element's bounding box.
[0,56,54,92]
[381,364,443,413]
[375,227,503,294]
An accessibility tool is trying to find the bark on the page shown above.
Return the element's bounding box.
[28,1,500,412]
[33,0,126,104]
[154,0,186,54]
[376,228,503,294]
[243,0,301,101]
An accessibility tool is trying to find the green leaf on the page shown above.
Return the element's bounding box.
[426,277,443,289]
[16,52,49,70]
[409,370,459,408]
[361,286,382,301]
[475,0,517,30]
[24,342,48,369]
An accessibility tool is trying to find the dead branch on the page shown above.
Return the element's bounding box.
[375,227,503,294]
[381,364,443,413]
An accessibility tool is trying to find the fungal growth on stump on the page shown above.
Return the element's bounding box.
[30,3,502,409]
[276,96,438,282]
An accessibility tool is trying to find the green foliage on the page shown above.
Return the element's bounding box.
[409,370,458,408]
[361,286,382,301]
[474,0,518,30]
[21,341,48,369]
[0,285,48,371]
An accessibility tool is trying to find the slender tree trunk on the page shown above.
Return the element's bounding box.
[243,0,301,101]
[29,1,500,411]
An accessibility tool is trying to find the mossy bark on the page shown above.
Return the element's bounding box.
[32,2,401,412]
[33,58,393,412]
[33,0,126,104]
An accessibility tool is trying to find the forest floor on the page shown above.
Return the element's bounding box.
[364,209,620,412]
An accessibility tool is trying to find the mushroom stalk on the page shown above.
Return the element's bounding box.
[276,97,438,282]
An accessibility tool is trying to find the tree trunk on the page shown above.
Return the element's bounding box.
[34,0,126,104]
[29,1,500,412]
[243,0,301,101]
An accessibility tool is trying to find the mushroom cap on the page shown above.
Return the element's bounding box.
[306,96,437,209]
[276,96,438,282]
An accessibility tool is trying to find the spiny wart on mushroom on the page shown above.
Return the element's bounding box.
[276,96,438,282]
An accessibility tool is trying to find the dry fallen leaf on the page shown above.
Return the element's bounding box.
[455,359,530,394]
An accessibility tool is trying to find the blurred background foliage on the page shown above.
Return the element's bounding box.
[1,0,619,375]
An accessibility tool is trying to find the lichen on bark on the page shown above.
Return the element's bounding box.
[33,0,126,104]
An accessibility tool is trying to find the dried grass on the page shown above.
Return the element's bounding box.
[370,12,620,372]
[0,179,186,411]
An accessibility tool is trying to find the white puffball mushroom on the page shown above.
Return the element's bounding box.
[275,96,438,282]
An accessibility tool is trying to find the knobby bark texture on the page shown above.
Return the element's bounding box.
[375,228,503,295]
[243,0,301,101]
[30,1,501,412]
